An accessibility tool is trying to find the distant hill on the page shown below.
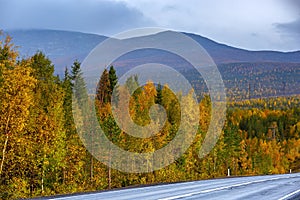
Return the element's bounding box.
[7,29,107,74]
[185,32,300,64]
[6,29,300,73]
[5,29,300,99]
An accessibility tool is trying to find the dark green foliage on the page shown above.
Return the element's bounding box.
[155,83,163,105]
[71,61,88,109]
[70,60,81,82]
[31,51,55,81]
[62,67,75,137]
[125,74,139,94]
[108,66,118,94]
[109,66,119,104]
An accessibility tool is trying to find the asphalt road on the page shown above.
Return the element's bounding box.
[48,173,300,200]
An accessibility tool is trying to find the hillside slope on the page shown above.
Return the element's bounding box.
[6,29,300,74]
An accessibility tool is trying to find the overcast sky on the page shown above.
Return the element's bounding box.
[0,0,299,51]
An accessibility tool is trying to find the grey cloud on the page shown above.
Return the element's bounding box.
[288,0,300,12]
[275,19,300,51]
[0,0,155,35]
[276,19,300,36]
[276,0,300,37]
[275,0,300,45]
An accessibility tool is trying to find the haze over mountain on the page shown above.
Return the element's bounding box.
[6,29,300,75]
[7,30,107,74]
[5,29,300,99]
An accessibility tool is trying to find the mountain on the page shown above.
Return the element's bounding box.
[6,29,107,74]
[5,29,300,99]
[6,29,300,75]
[184,32,300,63]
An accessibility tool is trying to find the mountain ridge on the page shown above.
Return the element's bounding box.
[4,29,300,75]
[3,29,300,99]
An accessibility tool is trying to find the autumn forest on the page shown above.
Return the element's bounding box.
[1,34,300,199]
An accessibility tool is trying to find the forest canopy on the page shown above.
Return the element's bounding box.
[0,34,300,199]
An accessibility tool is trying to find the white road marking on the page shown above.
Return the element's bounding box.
[48,174,300,200]
[158,175,300,200]
[278,189,300,200]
